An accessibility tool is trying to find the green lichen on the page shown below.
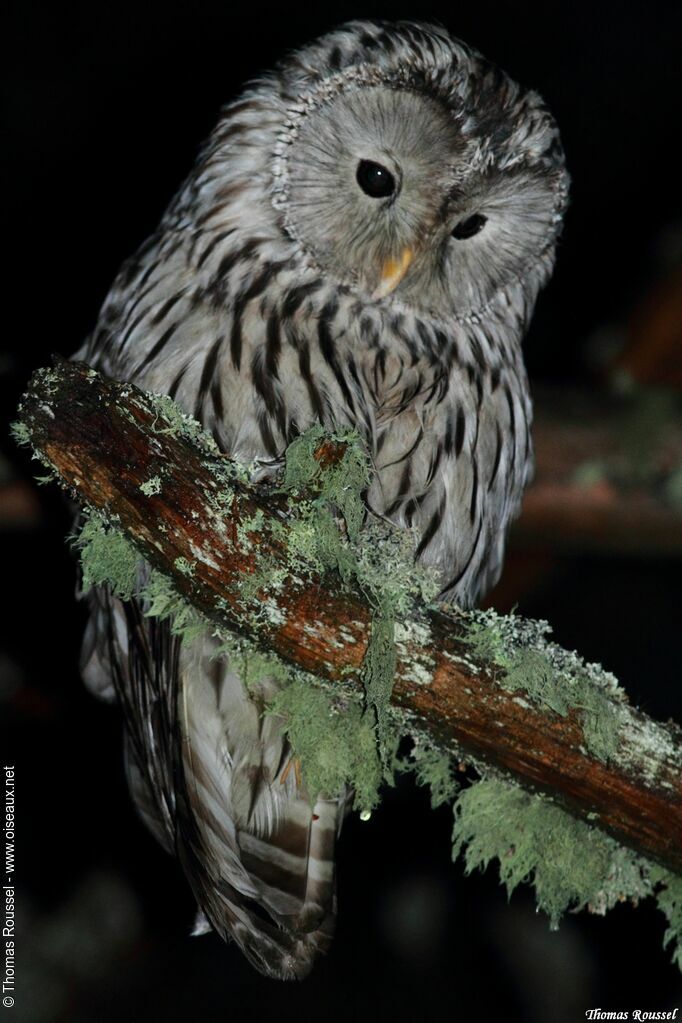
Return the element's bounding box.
[285,500,357,582]
[275,426,432,762]
[282,424,328,490]
[650,868,682,970]
[459,609,622,764]
[283,425,369,542]
[236,509,265,549]
[278,427,442,758]
[266,678,385,813]
[139,570,205,642]
[76,513,206,642]
[147,393,221,454]
[35,471,58,486]
[174,556,195,577]
[230,428,372,604]
[460,615,511,666]
[353,519,441,613]
[10,420,31,448]
[75,513,140,601]
[452,775,681,969]
[503,647,569,715]
[236,556,288,604]
[140,475,162,496]
[579,689,621,763]
[400,740,458,809]
[361,609,397,753]
[216,637,292,691]
[452,777,650,927]
[214,629,394,813]
[276,426,374,586]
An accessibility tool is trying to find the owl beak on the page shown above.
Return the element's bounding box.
[372,247,414,300]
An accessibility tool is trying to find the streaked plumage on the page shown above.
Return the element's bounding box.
[75,20,568,978]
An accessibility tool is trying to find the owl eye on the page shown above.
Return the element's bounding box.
[356,160,396,199]
[451,213,487,240]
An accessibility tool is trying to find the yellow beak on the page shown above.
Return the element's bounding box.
[372,247,414,300]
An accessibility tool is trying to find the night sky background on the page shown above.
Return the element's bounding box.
[2,2,681,1021]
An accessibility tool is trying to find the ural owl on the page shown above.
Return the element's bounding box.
[75,20,568,978]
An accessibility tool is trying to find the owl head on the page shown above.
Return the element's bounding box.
[264,21,569,323]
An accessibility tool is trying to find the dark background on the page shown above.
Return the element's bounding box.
[2,2,681,1021]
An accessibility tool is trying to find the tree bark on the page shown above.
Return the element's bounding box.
[17,359,682,875]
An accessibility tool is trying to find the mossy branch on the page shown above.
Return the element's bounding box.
[14,360,682,901]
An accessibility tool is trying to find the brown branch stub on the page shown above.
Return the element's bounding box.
[17,359,682,875]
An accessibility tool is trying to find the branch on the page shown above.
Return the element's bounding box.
[15,359,682,877]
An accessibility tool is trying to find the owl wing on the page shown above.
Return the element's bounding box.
[81,583,346,979]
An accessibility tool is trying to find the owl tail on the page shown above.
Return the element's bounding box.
[172,640,347,980]
[83,587,345,979]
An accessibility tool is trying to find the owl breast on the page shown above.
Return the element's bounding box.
[83,235,532,608]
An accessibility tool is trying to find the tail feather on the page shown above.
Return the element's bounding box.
[178,641,347,977]
[81,585,347,979]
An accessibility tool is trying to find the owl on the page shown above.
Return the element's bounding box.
[75,21,568,978]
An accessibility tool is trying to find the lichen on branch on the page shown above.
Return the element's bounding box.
[12,359,682,971]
